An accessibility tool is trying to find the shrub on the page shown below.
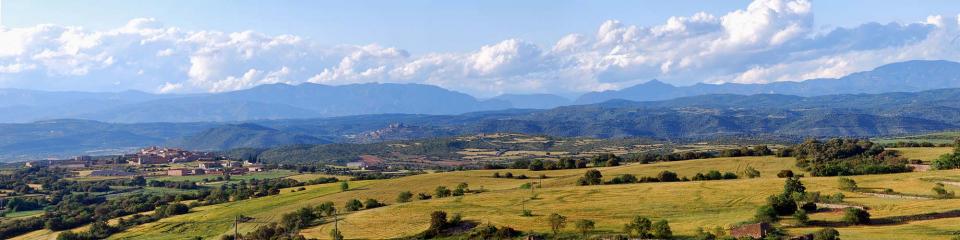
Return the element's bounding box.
[838,177,858,191]
[623,216,652,238]
[492,172,501,178]
[577,170,603,186]
[548,213,567,235]
[363,199,384,209]
[777,170,794,178]
[754,205,779,223]
[793,209,809,226]
[652,219,672,239]
[397,191,413,203]
[435,186,452,198]
[801,202,818,212]
[743,166,761,178]
[767,194,797,216]
[504,172,514,178]
[842,208,870,225]
[417,193,432,200]
[813,228,840,240]
[657,170,679,182]
[574,219,595,236]
[933,183,956,199]
[344,199,363,211]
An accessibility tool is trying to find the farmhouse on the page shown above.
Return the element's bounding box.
[730,223,771,239]
[199,161,223,170]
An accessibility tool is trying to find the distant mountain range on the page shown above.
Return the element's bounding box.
[2,60,958,123]
[575,60,960,104]
[5,86,960,161]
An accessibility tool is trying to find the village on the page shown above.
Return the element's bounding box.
[22,146,266,178]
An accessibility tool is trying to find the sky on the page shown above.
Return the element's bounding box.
[1,0,959,97]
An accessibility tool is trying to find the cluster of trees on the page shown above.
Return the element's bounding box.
[203,178,304,204]
[583,169,741,186]
[547,213,671,238]
[883,141,949,148]
[491,172,529,179]
[526,157,595,171]
[690,170,738,181]
[933,140,960,170]
[793,138,911,176]
[58,202,190,240]
[433,183,471,198]
[146,180,198,189]
[626,145,777,163]
[343,198,385,211]
[0,192,202,239]
[754,177,816,225]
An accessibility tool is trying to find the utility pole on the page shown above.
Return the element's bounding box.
[234,215,240,240]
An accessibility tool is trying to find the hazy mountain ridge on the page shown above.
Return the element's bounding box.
[575,60,960,104]
[6,87,960,161]
[1,60,958,123]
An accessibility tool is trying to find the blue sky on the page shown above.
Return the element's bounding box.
[5,0,959,53]
[1,0,959,96]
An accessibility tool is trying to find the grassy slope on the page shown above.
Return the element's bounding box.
[110,152,960,239]
[890,147,953,162]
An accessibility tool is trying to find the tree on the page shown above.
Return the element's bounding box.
[577,170,603,186]
[344,199,363,211]
[624,216,652,238]
[783,176,806,196]
[435,186,452,198]
[529,159,545,171]
[842,208,870,225]
[754,205,779,223]
[652,219,672,239]
[316,201,336,216]
[397,191,414,203]
[777,170,794,178]
[428,211,448,236]
[456,182,469,192]
[657,170,679,182]
[838,177,858,191]
[744,166,761,178]
[574,219,595,236]
[767,194,798,215]
[548,213,567,235]
[340,181,349,192]
[813,228,840,240]
[364,199,384,209]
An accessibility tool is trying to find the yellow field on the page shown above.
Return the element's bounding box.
[890,147,953,162]
[106,150,960,239]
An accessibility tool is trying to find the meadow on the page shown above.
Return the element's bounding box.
[103,152,960,239]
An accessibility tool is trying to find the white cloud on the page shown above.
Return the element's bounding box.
[0,0,957,97]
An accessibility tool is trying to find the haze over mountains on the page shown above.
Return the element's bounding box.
[2,59,960,161]
[1,60,958,123]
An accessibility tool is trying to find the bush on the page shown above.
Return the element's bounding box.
[801,202,818,212]
[344,199,363,211]
[813,228,840,240]
[417,193,432,200]
[657,171,679,182]
[838,177,858,191]
[577,170,603,186]
[754,205,779,223]
[777,170,794,178]
[652,219,672,239]
[574,219,595,236]
[397,191,413,203]
[492,172,501,178]
[933,183,956,199]
[842,208,870,225]
[744,166,761,178]
[435,186,452,198]
[793,209,809,226]
[767,194,797,216]
[364,199,384,209]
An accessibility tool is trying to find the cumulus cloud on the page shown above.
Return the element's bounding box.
[0,0,958,96]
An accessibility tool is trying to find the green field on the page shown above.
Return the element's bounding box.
[891,147,954,162]
[873,132,960,145]
[101,151,960,239]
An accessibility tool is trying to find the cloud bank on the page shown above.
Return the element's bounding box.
[0,0,958,96]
